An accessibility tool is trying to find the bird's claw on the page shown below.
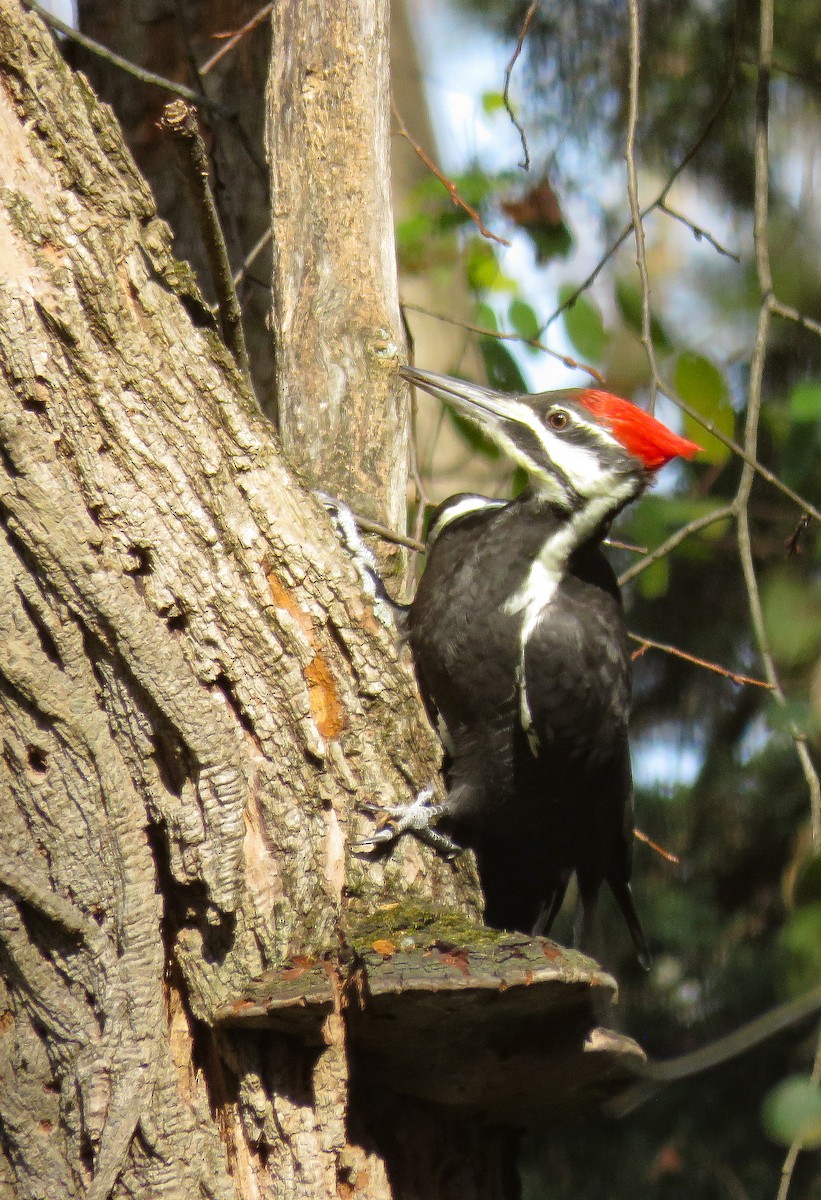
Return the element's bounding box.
[314,490,397,630]
[353,786,463,859]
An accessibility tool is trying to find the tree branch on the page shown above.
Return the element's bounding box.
[200,3,273,76]
[401,300,604,380]
[502,1,537,171]
[618,504,736,586]
[628,632,773,689]
[733,0,821,860]
[624,0,660,410]
[392,101,510,247]
[160,99,251,385]
[23,0,231,114]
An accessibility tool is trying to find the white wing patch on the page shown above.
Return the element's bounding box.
[506,486,636,757]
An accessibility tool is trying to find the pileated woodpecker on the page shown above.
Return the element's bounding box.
[363,366,700,968]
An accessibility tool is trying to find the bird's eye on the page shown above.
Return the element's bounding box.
[547,409,570,431]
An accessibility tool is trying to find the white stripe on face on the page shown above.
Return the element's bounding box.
[427,496,507,546]
[445,393,628,505]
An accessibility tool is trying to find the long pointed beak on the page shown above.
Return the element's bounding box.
[401,365,516,425]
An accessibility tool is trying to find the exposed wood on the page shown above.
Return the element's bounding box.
[266,0,410,546]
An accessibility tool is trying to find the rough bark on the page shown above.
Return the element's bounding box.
[266,0,410,541]
[0,6,481,1196]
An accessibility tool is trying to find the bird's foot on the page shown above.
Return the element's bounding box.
[314,491,401,631]
[354,786,463,859]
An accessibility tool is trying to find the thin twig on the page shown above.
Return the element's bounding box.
[677,395,821,523]
[400,300,604,381]
[734,0,821,860]
[770,299,821,338]
[23,0,231,115]
[232,227,272,289]
[619,504,736,585]
[629,633,773,688]
[658,202,740,261]
[159,100,251,385]
[200,3,274,76]
[503,1,538,171]
[634,827,681,864]
[391,102,510,247]
[776,1022,821,1200]
[542,79,735,334]
[348,513,426,555]
[624,0,660,410]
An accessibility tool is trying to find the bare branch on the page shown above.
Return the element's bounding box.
[401,301,604,381]
[658,201,740,262]
[734,0,821,867]
[200,3,273,76]
[610,987,821,1117]
[159,100,251,385]
[776,1023,821,1200]
[624,0,660,409]
[634,828,681,864]
[502,1,537,171]
[23,0,231,115]
[391,102,511,247]
[230,227,273,292]
[618,504,736,586]
[628,632,773,689]
[541,79,734,334]
[605,537,647,554]
[347,513,426,555]
[771,298,821,338]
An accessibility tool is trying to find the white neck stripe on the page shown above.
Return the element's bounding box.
[427,496,507,546]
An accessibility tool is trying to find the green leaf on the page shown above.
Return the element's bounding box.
[636,557,670,599]
[614,278,672,352]
[448,409,501,461]
[789,380,821,422]
[481,91,506,115]
[479,337,528,393]
[474,301,498,333]
[527,225,574,264]
[779,904,821,993]
[466,240,516,293]
[763,1075,821,1149]
[762,569,821,668]
[674,352,733,465]
[508,298,541,344]
[557,285,608,362]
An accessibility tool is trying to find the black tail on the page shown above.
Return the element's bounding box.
[608,876,651,970]
[532,874,572,937]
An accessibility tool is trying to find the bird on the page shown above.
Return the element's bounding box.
[360,365,700,968]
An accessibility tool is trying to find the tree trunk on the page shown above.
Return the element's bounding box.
[0,5,485,1196]
[267,0,410,544]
